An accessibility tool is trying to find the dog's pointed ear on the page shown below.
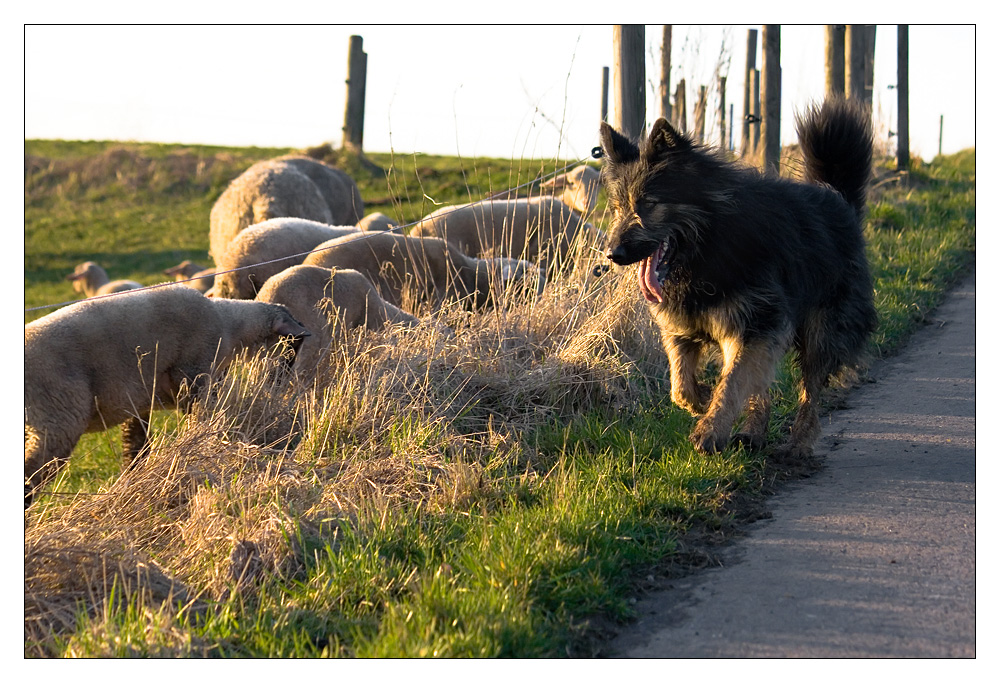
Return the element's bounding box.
[599,121,640,164]
[645,118,690,159]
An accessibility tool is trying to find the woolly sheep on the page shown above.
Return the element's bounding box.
[357,212,400,232]
[209,217,360,300]
[209,156,364,260]
[164,260,216,294]
[24,285,309,507]
[407,196,601,272]
[66,261,143,298]
[538,165,601,215]
[256,264,421,372]
[302,231,544,315]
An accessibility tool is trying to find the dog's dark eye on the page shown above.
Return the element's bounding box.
[636,198,656,213]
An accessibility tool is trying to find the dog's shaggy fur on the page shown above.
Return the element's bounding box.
[599,97,876,458]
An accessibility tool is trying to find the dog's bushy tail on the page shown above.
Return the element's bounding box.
[795,97,874,217]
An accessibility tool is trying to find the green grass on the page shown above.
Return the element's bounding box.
[24,140,975,658]
[865,150,976,354]
[24,140,572,319]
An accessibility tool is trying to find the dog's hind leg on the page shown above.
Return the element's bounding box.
[733,390,771,451]
[782,311,849,458]
[689,336,786,454]
[781,372,826,459]
[664,335,711,415]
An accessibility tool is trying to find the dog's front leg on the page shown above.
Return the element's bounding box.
[664,335,710,415]
[690,337,785,453]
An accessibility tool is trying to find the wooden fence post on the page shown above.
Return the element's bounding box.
[729,103,734,151]
[613,24,646,140]
[896,25,909,171]
[718,75,727,150]
[845,25,866,102]
[741,28,758,157]
[750,68,761,159]
[760,25,781,175]
[660,26,672,122]
[694,85,707,144]
[342,35,367,151]
[674,79,687,132]
[601,66,610,122]
[825,25,845,97]
[863,26,877,110]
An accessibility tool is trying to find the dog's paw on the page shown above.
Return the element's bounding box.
[689,420,725,454]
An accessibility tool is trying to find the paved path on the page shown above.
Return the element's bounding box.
[609,271,976,658]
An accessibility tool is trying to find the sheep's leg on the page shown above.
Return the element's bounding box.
[120,417,150,468]
[24,421,84,509]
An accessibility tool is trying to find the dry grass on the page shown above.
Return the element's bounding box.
[24,234,667,656]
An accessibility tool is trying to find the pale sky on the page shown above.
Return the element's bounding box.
[24,23,976,162]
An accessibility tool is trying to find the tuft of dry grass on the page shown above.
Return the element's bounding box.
[24,234,669,655]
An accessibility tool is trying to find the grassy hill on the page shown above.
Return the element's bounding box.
[23,139,975,657]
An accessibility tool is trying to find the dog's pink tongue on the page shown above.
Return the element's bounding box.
[638,246,664,304]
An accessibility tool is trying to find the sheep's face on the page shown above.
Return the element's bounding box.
[66,261,102,295]
[210,273,238,299]
[266,307,311,367]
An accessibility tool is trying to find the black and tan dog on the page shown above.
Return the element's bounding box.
[599,97,876,458]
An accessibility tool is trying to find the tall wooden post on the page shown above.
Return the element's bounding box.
[660,26,672,122]
[896,25,909,171]
[750,68,761,159]
[729,103,734,151]
[718,75,727,150]
[601,66,610,122]
[741,28,758,157]
[674,79,687,132]
[694,85,707,144]
[825,25,845,97]
[760,25,781,175]
[613,24,646,140]
[342,35,367,150]
[863,26,877,110]
[845,25,866,102]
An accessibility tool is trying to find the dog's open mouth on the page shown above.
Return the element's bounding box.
[637,241,671,304]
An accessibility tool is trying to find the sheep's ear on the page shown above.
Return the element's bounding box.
[273,311,310,338]
[599,121,639,165]
[65,271,81,281]
[644,117,691,159]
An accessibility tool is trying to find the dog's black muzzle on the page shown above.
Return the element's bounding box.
[605,245,631,266]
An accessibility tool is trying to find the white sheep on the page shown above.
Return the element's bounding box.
[209,155,364,260]
[209,217,360,300]
[66,261,143,298]
[24,285,309,507]
[538,165,601,215]
[302,231,544,315]
[407,196,601,272]
[256,264,421,372]
[357,212,400,232]
[164,260,216,294]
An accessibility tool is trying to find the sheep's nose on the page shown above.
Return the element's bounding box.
[605,245,628,265]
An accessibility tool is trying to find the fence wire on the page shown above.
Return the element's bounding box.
[25,154,598,315]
